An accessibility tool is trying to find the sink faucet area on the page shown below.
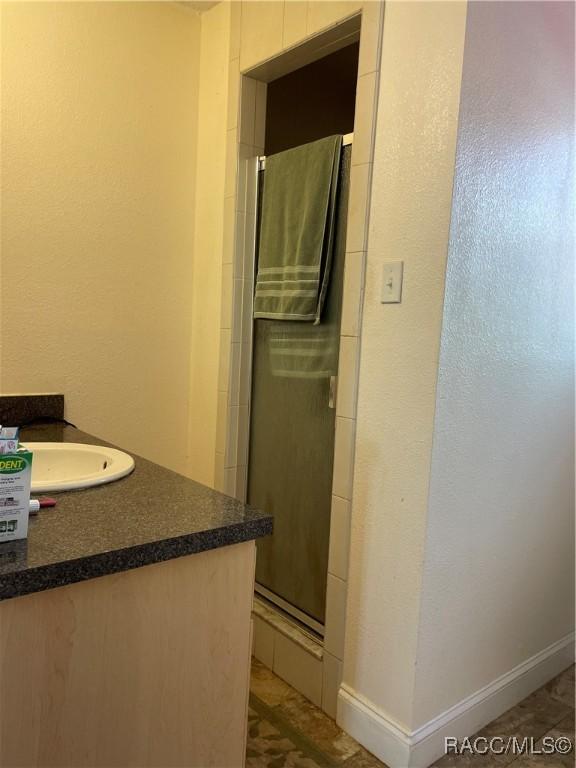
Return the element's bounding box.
[22,442,135,492]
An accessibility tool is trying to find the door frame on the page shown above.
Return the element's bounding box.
[213,0,385,716]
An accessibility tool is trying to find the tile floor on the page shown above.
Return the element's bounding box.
[247,658,574,768]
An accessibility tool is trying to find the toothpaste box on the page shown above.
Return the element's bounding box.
[0,427,19,455]
[0,449,32,542]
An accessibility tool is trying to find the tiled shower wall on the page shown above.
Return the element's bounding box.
[214,0,385,718]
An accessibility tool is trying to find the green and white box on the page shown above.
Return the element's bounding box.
[0,449,32,542]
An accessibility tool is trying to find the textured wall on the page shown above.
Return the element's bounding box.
[343,0,467,729]
[187,2,230,486]
[1,3,200,473]
[413,0,575,726]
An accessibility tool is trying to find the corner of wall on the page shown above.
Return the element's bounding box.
[341,0,468,757]
[186,1,233,487]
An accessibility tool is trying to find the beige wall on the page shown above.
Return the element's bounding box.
[343,0,467,729]
[0,2,200,474]
[187,2,230,486]
[341,1,574,765]
[413,0,575,726]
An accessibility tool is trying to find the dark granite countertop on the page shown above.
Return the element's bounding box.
[0,424,272,601]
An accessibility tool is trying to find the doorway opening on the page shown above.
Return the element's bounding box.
[248,43,359,636]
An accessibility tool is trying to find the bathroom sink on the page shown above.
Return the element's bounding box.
[21,442,135,493]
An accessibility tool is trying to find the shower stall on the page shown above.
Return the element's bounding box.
[247,137,352,635]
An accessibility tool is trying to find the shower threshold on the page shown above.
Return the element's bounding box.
[255,582,325,638]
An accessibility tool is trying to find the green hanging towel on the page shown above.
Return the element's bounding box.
[254,135,342,324]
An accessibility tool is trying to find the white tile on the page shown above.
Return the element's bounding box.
[332,417,355,500]
[254,81,267,151]
[243,210,257,282]
[307,1,362,35]
[346,163,371,253]
[358,1,384,77]
[243,156,259,217]
[241,278,254,343]
[218,328,232,392]
[273,633,323,707]
[215,392,228,455]
[237,143,256,215]
[253,616,275,668]
[228,341,241,406]
[341,251,366,337]
[328,495,351,581]
[235,464,248,502]
[231,278,244,343]
[224,129,238,198]
[336,336,359,419]
[322,651,343,720]
[239,343,252,407]
[232,210,246,278]
[227,58,240,130]
[214,452,225,492]
[220,263,233,329]
[352,72,378,166]
[240,1,284,71]
[222,196,236,266]
[225,405,240,467]
[237,405,249,467]
[239,142,257,162]
[224,466,237,496]
[283,1,308,48]
[236,152,248,215]
[324,574,347,660]
[240,76,257,146]
[225,404,249,471]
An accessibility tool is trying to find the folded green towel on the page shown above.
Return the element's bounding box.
[254,135,342,324]
[267,324,339,379]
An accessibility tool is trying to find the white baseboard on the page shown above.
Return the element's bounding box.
[338,633,575,768]
[338,686,413,767]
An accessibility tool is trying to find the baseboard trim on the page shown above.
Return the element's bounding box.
[338,685,412,767]
[338,632,575,768]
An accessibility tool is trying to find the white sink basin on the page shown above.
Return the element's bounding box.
[22,442,135,493]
